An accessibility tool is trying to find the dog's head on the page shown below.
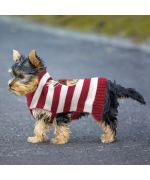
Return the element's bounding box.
[8,50,46,96]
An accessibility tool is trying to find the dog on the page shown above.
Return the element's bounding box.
[8,49,146,144]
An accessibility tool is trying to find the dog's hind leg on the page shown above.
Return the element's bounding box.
[27,109,53,143]
[100,121,117,143]
[99,80,118,143]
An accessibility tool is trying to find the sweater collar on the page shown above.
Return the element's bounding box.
[37,70,49,81]
[25,70,52,104]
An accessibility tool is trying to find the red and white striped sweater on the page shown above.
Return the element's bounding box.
[26,70,107,121]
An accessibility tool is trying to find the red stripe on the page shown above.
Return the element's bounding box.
[51,84,62,113]
[38,70,47,81]
[71,112,82,120]
[63,85,76,112]
[76,78,91,112]
[92,77,107,121]
[36,77,52,109]
[26,91,35,108]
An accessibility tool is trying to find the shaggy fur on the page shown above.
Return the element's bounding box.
[8,50,146,144]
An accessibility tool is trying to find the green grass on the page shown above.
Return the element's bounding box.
[21,15,150,42]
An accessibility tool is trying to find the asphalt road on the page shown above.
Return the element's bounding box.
[0,16,150,165]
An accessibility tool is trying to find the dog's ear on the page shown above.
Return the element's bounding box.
[13,50,21,61]
[28,50,42,70]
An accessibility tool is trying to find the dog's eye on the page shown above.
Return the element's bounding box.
[18,74,24,79]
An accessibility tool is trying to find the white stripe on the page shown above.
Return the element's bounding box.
[70,79,84,111]
[56,85,68,113]
[30,72,50,109]
[43,84,55,111]
[83,77,98,113]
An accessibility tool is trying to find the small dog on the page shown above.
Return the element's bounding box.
[8,50,146,144]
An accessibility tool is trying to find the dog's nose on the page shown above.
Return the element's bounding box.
[8,80,13,88]
[8,83,12,88]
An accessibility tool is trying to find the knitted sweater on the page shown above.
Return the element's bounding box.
[26,70,107,121]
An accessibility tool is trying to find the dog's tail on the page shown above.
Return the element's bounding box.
[112,81,146,105]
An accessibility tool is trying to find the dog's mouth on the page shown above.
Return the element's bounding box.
[8,86,16,91]
[9,88,22,96]
[8,87,18,93]
[9,87,15,91]
[8,88,16,94]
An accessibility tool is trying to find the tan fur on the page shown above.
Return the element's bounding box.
[27,119,52,143]
[28,109,71,144]
[11,77,38,96]
[46,79,78,87]
[50,124,70,144]
[100,122,116,143]
[58,79,78,86]
[28,50,42,70]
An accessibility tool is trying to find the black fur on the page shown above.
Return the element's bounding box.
[56,112,89,125]
[114,82,146,104]
[102,80,119,136]
[56,113,71,125]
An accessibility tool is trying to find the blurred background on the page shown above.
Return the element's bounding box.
[0,15,150,165]
[23,15,150,42]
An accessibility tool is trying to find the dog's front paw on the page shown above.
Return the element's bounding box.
[27,136,43,143]
[50,138,68,144]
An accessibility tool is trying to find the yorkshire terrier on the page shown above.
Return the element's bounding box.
[8,50,146,144]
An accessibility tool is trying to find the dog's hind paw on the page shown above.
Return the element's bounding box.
[100,134,116,144]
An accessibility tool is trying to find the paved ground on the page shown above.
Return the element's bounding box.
[0,16,150,165]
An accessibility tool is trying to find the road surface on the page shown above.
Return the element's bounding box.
[0,16,150,164]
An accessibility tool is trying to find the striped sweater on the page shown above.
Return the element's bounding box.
[26,70,107,121]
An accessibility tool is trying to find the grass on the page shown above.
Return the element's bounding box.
[21,15,150,42]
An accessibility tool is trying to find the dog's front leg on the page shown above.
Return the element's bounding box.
[27,109,53,143]
[50,113,71,144]
[50,123,70,144]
